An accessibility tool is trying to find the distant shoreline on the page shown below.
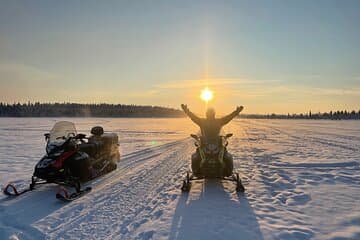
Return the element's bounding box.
[0,102,184,118]
[0,116,359,120]
[0,102,359,120]
[0,116,186,118]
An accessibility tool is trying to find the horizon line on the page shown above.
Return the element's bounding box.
[1,101,359,116]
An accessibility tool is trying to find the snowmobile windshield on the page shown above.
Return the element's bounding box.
[49,121,77,143]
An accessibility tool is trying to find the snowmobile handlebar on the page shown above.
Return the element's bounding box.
[44,133,50,140]
[190,133,233,140]
[190,133,233,147]
[76,133,87,140]
[190,134,199,140]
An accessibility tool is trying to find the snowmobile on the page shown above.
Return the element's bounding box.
[3,121,120,201]
[181,133,245,192]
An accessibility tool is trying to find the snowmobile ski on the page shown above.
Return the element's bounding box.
[2,178,39,197]
[3,183,33,197]
[56,186,92,202]
[181,171,192,192]
[235,173,245,192]
[181,171,245,193]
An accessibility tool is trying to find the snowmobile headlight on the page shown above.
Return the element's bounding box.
[206,144,219,154]
[205,147,212,154]
[208,144,217,150]
[51,152,62,157]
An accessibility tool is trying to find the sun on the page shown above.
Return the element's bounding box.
[200,87,213,102]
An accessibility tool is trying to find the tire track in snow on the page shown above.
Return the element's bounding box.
[34,138,193,239]
[231,121,316,239]
[235,120,359,239]
[245,120,359,151]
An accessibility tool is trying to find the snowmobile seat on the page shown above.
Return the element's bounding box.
[79,142,100,156]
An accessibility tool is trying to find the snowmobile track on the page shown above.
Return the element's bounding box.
[33,138,193,239]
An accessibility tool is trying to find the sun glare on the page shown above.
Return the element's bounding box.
[200,87,213,102]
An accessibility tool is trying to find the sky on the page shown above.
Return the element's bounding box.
[0,0,359,114]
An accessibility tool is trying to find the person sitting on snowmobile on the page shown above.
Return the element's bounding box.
[181,104,244,176]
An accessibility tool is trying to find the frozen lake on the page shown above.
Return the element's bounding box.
[0,118,359,240]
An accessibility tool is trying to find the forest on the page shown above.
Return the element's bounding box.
[0,102,183,118]
[0,103,359,120]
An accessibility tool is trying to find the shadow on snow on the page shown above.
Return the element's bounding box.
[0,184,66,240]
[169,179,263,240]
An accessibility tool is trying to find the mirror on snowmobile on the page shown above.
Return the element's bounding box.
[225,133,233,138]
[44,133,50,141]
[190,134,199,140]
[76,133,87,139]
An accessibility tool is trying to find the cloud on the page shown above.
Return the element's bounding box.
[155,78,278,89]
[151,77,360,104]
[121,89,160,98]
[228,85,360,99]
[271,86,360,96]
[0,63,64,102]
[0,63,58,84]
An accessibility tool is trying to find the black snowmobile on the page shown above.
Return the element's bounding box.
[3,121,120,201]
[181,133,245,192]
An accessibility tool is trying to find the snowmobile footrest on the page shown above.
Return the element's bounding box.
[56,187,92,202]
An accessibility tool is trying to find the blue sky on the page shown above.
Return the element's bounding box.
[0,0,359,114]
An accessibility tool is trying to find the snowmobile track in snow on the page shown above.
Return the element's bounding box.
[1,119,359,240]
[32,138,193,240]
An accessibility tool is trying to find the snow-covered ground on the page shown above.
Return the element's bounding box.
[0,118,359,240]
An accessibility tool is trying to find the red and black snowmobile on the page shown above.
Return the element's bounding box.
[3,121,120,201]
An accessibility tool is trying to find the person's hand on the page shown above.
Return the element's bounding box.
[237,106,244,112]
[181,104,188,112]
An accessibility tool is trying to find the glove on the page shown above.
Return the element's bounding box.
[181,104,189,112]
[237,106,244,112]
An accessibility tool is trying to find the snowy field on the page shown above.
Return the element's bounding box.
[0,118,359,240]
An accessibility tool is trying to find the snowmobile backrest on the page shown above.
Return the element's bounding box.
[91,126,104,136]
[101,133,119,146]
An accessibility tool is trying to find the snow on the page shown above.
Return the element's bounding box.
[0,118,359,240]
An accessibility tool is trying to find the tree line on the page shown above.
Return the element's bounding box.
[0,102,359,120]
[242,110,360,120]
[0,102,184,118]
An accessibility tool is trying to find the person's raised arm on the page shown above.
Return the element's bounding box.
[220,106,244,125]
[181,104,202,126]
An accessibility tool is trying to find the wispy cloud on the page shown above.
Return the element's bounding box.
[267,86,360,96]
[155,78,278,89]
[0,63,68,102]
[228,85,360,99]
[0,63,58,84]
